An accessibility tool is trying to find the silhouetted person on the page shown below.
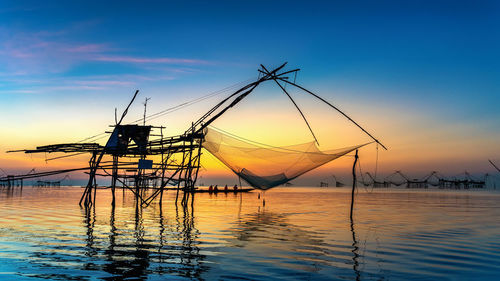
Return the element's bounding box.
[213,185,218,192]
[233,184,238,191]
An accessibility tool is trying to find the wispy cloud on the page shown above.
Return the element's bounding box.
[63,43,108,53]
[0,73,179,95]
[92,55,208,65]
[73,79,136,87]
[0,25,210,76]
[0,89,38,95]
[0,23,212,96]
[42,85,106,91]
[0,34,107,73]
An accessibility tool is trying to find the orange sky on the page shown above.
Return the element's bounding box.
[1,81,498,185]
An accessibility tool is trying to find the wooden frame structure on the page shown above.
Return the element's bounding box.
[2,63,387,208]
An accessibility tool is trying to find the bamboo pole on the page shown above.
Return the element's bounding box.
[277,77,387,150]
[159,127,165,203]
[350,149,359,220]
[111,155,118,207]
[272,78,319,145]
[175,140,187,205]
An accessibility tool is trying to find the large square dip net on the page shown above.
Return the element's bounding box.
[202,127,366,190]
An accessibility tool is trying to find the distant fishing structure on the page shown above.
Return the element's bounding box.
[35,175,70,188]
[319,175,345,187]
[2,63,385,214]
[0,168,34,188]
[356,170,488,189]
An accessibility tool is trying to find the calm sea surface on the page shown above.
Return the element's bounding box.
[0,186,499,280]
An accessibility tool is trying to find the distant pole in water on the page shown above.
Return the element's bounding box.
[350,149,359,220]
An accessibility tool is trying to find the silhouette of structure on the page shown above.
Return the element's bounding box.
[3,63,386,208]
[438,172,487,189]
[0,175,23,188]
[384,171,406,187]
[365,172,391,188]
[333,175,346,187]
[357,170,488,189]
[36,175,70,187]
[320,175,345,187]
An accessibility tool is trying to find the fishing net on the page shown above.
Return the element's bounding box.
[202,127,366,190]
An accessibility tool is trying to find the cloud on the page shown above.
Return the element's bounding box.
[0,89,38,94]
[0,73,181,95]
[0,24,211,96]
[0,26,209,76]
[92,55,208,65]
[0,35,102,73]
[63,44,108,53]
[73,79,136,86]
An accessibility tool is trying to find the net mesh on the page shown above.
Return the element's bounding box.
[202,127,366,190]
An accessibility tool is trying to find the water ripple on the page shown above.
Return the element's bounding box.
[0,187,500,280]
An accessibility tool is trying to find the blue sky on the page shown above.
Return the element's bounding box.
[0,0,499,179]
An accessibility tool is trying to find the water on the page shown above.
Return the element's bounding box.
[0,187,499,280]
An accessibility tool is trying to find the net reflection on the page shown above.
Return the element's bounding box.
[225,211,337,272]
[205,208,369,280]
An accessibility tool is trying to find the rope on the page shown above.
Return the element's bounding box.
[45,152,88,161]
[208,125,314,152]
[129,78,255,124]
[71,78,254,147]
[77,132,108,143]
[26,81,252,163]
[357,157,373,193]
[357,157,365,184]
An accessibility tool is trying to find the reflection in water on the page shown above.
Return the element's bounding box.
[350,217,361,281]
[81,197,206,280]
[217,209,369,279]
[0,185,22,198]
[1,187,500,280]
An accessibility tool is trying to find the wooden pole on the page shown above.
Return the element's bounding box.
[175,140,187,205]
[135,170,140,203]
[111,155,118,207]
[159,127,165,203]
[277,77,387,150]
[350,149,359,220]
[272,78,319,145]
[80,151,97,207]
[80,90,140,207]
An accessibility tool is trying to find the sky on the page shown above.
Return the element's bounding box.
[0,0,499,185]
